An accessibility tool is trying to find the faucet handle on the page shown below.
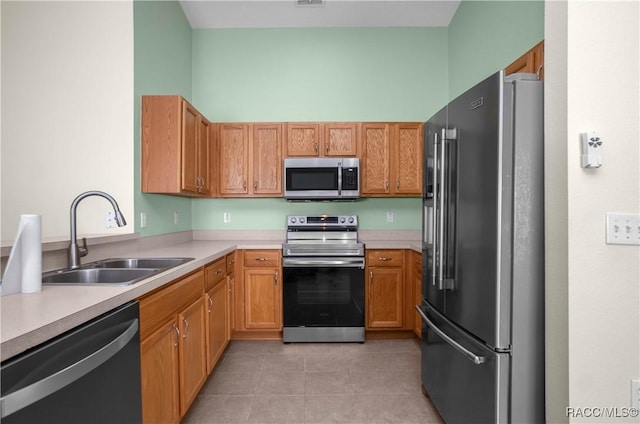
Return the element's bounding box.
[79,237,88,258]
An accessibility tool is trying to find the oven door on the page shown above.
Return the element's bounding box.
[283,257,365,329]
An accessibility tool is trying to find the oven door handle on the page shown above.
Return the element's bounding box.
[283,257,365,268]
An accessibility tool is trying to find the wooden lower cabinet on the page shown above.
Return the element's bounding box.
[232,250,282,336]
[178,297,207,413]
[244,267,282,329]
[139,270,207,423]
[205,278,229,373]
[366,250,404,329]
[140,320,180,424]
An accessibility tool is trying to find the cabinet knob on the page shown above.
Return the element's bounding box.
[243,180,247,191]
[254,180,258,191]
[396,180,400,190]
[385,180,389,192]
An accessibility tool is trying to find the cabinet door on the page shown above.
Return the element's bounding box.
[141,319,180,424]
[206,280,228,373]
[361,123,391,195]
[285,123,321,156]
[505,40,544,80]
[197,117,211,195]
[178,297,207,415]
[393,123,423,195]
[367,267,404,328]
[252,124,282,195]
[244,268,281,329]
[181,101,199,194]
[324,123,358,156]
[219,124,249,195]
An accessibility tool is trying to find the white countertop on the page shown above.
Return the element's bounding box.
[1,238,419,362]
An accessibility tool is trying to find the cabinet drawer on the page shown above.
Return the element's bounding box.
[226,252,236,272]
[244,250,281,267]
[139,270,204,339]
[366,250,403,267]
[204,257,226,290]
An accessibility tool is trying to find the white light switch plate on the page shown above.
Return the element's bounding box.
[606,213,640,245]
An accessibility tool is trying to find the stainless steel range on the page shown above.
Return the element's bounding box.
[282,215,365,343]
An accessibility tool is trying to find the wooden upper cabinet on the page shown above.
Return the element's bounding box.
[361,123,391,195]
[393,123,423,195]
[181,103,199,193]
[197,118,211,196]
[324,123,358,156]
[285,123,358,157]
[219,123,249,195]
[505,40,544,80]
[361,122,423,197]
[252,124,282,196]
[141,95,210,197]
[217,123,282,197]
[285,123,321,156]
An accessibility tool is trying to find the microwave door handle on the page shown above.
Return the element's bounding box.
[337,162,342,196]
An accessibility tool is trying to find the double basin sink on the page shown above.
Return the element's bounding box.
[42,257,194,286]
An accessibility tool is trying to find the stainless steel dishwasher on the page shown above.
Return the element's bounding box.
[1,301,142,423]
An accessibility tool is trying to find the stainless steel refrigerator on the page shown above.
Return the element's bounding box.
[417,70,544,423]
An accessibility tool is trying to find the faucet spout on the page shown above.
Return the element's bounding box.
[69,190,127,269]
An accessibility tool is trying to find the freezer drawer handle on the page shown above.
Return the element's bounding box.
[0,318,139,418]
[414,305,486,365]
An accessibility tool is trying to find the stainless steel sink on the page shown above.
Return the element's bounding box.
[42,257,194,286]
[85,257,193,270]
[42,268,160,286]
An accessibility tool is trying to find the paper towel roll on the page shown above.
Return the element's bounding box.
[1,214,42,295]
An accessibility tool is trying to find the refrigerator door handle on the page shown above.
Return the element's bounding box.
[431,132,440,288]
[437,129,448,291]
[415,305,486,365]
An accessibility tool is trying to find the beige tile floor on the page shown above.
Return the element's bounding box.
[182,339,444,424]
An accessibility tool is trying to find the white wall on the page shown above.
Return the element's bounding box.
[546,1,640,423]
[1,1,134,243]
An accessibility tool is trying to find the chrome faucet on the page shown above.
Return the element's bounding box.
[69,190,127,269]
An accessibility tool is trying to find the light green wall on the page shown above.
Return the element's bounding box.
[448,1,544,99]
[192,27,448,122]
[192,198,421,231]
[133,1,544,235]
[133,1,193,236]
[190,27,446,231]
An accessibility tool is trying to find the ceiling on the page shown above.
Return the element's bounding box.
[179,1,461,29]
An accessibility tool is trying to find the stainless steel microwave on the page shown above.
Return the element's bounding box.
[284,157,360,200]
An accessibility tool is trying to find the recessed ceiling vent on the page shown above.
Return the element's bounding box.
[295,0,325,7]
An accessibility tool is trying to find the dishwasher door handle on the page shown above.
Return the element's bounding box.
[0,318,139,418]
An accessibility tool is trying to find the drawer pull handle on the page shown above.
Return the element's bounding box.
[378,257,392,261]
[255,258,268,261]
[208,295,213,312]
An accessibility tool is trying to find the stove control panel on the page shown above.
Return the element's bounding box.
[287,215,358,227]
